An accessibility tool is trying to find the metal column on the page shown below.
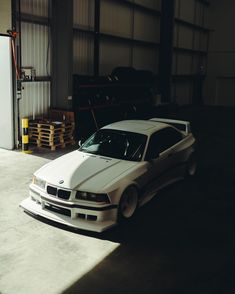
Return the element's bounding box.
[94,0,100,77]
[51,0,73,110]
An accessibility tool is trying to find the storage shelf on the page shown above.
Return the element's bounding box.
[79,98,150,111]
[78,83,152,89]
[21,76,51,83]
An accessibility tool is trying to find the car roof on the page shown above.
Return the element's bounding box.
[102,120,169,135]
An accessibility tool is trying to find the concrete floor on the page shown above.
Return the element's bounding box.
[0,106,235,294]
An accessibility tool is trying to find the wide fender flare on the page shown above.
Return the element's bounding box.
[108,179,140,205]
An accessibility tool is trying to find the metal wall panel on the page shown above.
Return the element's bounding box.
[0,0,12,34]
[195,1,204,26]
[177,0,195,22]
[20,22,50,118]
[73,0,161,75]
[100,0,160,42]
[174,0,209,105]
[173,53,192,75]
[192,55,202,74]
[73,0,94,28]
[100,0,133,38]
[20,0,49,17]
[134,0,161,10]
[194,31,208,51]
[134,10,160,43]
[174,82,193,105]
[214,78,235,106]
[201,32,208,51]
[73,31,94,74]
[21,22,50,76]
[99,40,132,75]
[174,0,179,17]
[20,82,50,119]
[172,52,177,74]
[177,25,193,49]
[173,23,179,47]
[133,46,159,72]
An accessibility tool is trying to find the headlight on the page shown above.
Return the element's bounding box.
[75,191,110,203]
[32,176,46,190]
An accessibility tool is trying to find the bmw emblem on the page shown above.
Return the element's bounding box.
[59,180,64,184]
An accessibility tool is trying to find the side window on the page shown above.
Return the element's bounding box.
[164,127,183,147]
[145,127,183,160]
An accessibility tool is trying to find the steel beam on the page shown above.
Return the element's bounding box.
[51,0,73,110]
[94,0,100,76]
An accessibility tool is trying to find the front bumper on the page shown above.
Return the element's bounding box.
[20,188,118,232]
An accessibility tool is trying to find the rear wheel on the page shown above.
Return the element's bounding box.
[186,153,197,176]
[118,186,138,223]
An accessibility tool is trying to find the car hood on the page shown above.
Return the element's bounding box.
[35,150,137,191]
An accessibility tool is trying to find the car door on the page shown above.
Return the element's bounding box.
[142,127,183,199]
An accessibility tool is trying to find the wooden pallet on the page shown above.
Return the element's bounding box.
[29,119,76,150]
[39,133,63,141]
[37,142,65,151]
[38,123,63,130]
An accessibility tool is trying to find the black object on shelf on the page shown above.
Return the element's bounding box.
[73,67,157,139]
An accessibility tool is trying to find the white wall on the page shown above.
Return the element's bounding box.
[0,36,14,149]
[0,0,11,34]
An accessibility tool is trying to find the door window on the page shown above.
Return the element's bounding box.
[145,127,182,160]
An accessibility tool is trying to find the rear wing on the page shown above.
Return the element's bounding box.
[150,118,191,135]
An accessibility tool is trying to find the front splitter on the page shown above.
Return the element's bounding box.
[20,197,117,233]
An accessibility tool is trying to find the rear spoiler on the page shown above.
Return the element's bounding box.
[150,118,191,135]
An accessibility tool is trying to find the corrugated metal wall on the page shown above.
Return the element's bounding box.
[19,0,210,123]
[21,22,50,76]
[99,0,160,75]
[73,0,94,29]
[20,0,49,16]
[20,0,51,119]
[73,0,161,75]
[173,0,209,105]
[73,0,94,75]
[73,31,94,75]
[20,82,50,119]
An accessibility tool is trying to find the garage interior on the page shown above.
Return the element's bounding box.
[0,0,235,293]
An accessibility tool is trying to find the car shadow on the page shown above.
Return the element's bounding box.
[60,170,235,294]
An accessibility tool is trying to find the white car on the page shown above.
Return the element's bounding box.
[20,118,197,232]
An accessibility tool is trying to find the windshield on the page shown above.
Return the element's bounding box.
[79,129,147,162]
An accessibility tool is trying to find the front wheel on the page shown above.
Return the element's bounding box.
[118,186,138,223]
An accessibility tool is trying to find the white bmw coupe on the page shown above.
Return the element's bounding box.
[20,118,196,232]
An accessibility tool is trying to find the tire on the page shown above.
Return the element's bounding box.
[186,153,197,177]
[118,186,138,223]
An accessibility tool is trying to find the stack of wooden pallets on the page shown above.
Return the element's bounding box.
[29,120,75,151]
